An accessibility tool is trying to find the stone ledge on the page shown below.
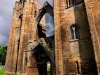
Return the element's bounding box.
[69,39,79,42]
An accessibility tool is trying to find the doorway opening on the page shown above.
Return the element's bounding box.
[33,44,54,75]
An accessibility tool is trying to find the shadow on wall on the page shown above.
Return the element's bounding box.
[73,1,98,75]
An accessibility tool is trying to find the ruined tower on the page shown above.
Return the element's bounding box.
[5,0,100,75]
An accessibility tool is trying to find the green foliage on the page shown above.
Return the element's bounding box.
[0,45,7,65]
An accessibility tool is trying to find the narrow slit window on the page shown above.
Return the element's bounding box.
[76,61,80,74]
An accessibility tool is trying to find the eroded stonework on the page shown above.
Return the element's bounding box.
[5,0,100,75]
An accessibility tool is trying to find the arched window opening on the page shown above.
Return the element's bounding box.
[70,24,80,40]
[36,1,54,48]
[66,0,84,8]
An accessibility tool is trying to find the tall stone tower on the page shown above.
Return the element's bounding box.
[5,0,100,75]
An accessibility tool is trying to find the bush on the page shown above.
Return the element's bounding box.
[0,46,7,65]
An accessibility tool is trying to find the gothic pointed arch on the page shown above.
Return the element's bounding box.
[36,1,53,23]
[32,44,54,64]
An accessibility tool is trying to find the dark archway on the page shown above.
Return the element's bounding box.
[32,44,54,75]
[33,1,55,75]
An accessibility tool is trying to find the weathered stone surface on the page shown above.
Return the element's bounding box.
[5,0,100,75]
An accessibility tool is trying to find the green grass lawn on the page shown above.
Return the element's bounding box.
[0,66,5,75]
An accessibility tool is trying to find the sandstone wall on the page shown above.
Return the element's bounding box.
[85,0,100,74]
[54,0,98,74]
[5,1,23,74]
[5,0,100,75]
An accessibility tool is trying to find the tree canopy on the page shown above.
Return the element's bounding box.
[0,45,7,65]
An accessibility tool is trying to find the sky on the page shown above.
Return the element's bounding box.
[0,0,53,46]
[38,0,53,6]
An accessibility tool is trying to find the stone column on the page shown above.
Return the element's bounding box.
[5,27,15,74]
[5,1,23,74]
[17,1,39,74]
[17,1,35,74]
[54,0,64,75]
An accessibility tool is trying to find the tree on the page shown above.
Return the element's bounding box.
[0,45,7,65]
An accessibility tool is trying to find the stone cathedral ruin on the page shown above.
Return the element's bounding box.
[5,0,100,75]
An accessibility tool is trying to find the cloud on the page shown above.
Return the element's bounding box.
[0,0,52,46]
[38,0,53,6]
[0,34,8,46]
[0,0,17,46]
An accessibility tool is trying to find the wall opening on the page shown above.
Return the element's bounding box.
[76,61,80,74]
[33,45,53,75]
[36,1,54,48]
[66,0,84,8]
[35,1,55,75]
[70,24,80,40]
